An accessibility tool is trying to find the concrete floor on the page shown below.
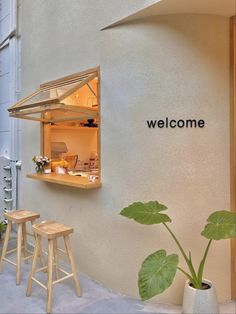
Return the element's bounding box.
[0,237,235,314]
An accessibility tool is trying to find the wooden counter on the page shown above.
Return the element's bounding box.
[27,173,101,189]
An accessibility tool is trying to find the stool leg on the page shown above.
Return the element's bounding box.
[16,223,23,285]
[47,239,54,314]
[64,236,81,297]
[53,239,59,280]
[26,233,40,297]
[31,221,45,269]
[22,223,28,264]
[0,221,12,273]
[38,236,46,270]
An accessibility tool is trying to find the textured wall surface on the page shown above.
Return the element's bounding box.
[20,0,230,304]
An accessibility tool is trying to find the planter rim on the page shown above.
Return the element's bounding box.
[185,279,213,291]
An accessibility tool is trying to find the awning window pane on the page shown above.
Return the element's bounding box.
[12,81,83,110]
[8,68,99,123]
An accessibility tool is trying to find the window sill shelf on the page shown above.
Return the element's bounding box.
[27,173,101,189]
[51,125,98,131]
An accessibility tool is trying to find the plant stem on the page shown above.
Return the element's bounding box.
[197,239,212,286]
[163,223,188,261]
[177,267,193,282]
[163,222,198,285]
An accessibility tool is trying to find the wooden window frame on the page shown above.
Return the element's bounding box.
[230,16,236,300]
[27,67,101,190]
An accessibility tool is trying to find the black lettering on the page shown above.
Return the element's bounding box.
[147,120,157,128]
[177,120,185,128]
[198,120,205,128]
[170,120,176,128]
[147,118,205,129]
[186,119,197,128]
[157,120,164,128]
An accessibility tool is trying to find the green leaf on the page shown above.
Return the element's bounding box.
[201,211,236,240]
[177,267,196,285]
[0,222,7,233]
[197,240,212,288]
[138,250,178,300]
[120,201,171,225]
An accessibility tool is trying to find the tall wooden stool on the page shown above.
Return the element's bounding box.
[26,221,81,314]
[0,210,42,285]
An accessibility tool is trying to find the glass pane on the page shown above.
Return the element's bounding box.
[63,78,98,108]
[14,81,83,109]
[49,109,96,123]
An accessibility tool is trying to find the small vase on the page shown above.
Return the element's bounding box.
[36,166,44,174]
[182,279,219,314]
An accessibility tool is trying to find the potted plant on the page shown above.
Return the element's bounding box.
[32,155,51,174]
[120,201,236,314]
[0,220,7,241]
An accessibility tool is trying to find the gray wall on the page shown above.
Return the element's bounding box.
[20,0,230,304]
[0,0,11,158]
[0,0,21,160]
[0,0,21,214]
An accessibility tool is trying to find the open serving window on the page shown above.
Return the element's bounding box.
[8,67,101,189]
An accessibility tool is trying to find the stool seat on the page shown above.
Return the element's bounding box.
[5,210,40,223]
[33,221,73,239]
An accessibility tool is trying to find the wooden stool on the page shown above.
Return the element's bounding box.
[26,221,81,314]
[0,210,42,285]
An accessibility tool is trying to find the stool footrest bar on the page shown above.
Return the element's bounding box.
[57,266,70,276]
[6,248,17,255]
[6,247,34,256]
[36,265,48,273]
[57,248,67,255]
[3,257,17,266]
[24,255,33,260]
[52,273,73,285]
[35,263,56,273]
[32,277,47,290]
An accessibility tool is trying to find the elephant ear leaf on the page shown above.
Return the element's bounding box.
[138,250,178,301]
[120,201,171,225]
[201,211,236,240]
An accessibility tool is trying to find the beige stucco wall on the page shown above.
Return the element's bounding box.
[19,0,230,304]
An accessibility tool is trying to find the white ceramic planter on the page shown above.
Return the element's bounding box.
[182,279,219,314]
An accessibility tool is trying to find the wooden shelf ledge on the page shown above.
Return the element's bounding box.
[51,125,98,131]
[27,173,101,189]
